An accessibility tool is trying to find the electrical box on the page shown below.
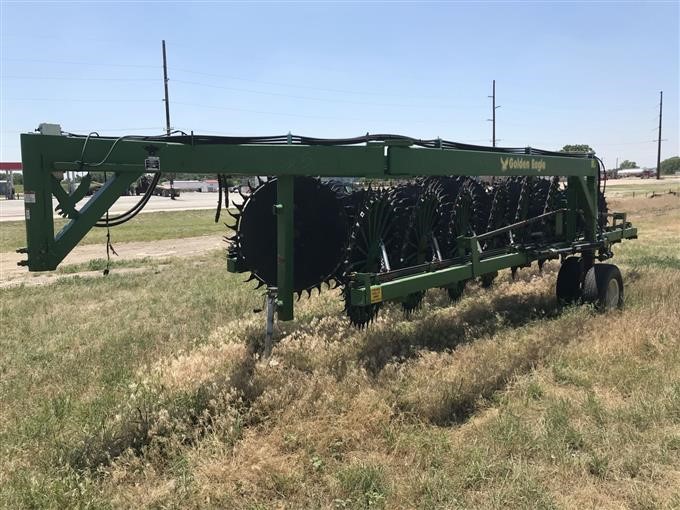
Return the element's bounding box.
[37,123,62,136]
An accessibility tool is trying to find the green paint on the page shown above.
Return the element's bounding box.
[19,129,636,321]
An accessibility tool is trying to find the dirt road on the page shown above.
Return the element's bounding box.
[0,235,223,288]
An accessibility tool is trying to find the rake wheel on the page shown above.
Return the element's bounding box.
[398,181,446,313]
[232,176,349,295]
[342,187,399,327]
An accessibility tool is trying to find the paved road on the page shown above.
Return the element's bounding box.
[605,176,680,187]
[3,177,677,222]
[0,191,244,222]
[0,234,223,288]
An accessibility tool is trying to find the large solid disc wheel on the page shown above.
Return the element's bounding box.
[235,177,348,294]
[582,264,624,311]
[556,257,583,304]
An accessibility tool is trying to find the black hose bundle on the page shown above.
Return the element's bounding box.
[67,130,596,230]
[69,130,597,160]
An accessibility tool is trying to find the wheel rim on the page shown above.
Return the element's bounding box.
[605,278,620,310]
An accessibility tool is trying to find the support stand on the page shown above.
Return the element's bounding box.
[263,287,277,359]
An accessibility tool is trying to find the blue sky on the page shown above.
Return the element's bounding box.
[1,1,678,169]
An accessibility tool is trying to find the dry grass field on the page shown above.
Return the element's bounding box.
[1,192,679,509]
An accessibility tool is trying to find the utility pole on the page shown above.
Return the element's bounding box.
[162,40,171,135]
[656,90,663,180]
[487,80,500,147]
[162,40,175,198]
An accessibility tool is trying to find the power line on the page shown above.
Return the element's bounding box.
[3,75,157,82]
[2,95,434,123]
[170,78,458,110]
[169,66,418,99]
[171,100,431,124]
[598,140,660,146]
[1,57,159,69]
[3,74,462,110]
[2,56,446,100]
[5,97,160,103]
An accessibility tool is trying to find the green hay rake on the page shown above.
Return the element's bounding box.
[19,125,637,349]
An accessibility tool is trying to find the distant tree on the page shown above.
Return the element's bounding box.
[561,144,593,153]
[660,156,680,175]
[12,172,23,185]
[620,160,638,169]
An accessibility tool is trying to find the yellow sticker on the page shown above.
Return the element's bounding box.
[370,286,383,304]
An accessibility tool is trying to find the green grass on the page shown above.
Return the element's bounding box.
[55,256,159,274]
[0,250,259,507]
[0,208,233,253]
[1,195,679,508]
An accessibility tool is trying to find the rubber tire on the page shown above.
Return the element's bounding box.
[556,257,582,304]
[582,264,624,312]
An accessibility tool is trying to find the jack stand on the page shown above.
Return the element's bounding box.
[263,287,277,359]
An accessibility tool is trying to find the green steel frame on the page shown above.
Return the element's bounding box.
[19,129,637,321]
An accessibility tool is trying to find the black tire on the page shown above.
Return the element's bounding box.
[556,257,582,304]
[582,264,624,311]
